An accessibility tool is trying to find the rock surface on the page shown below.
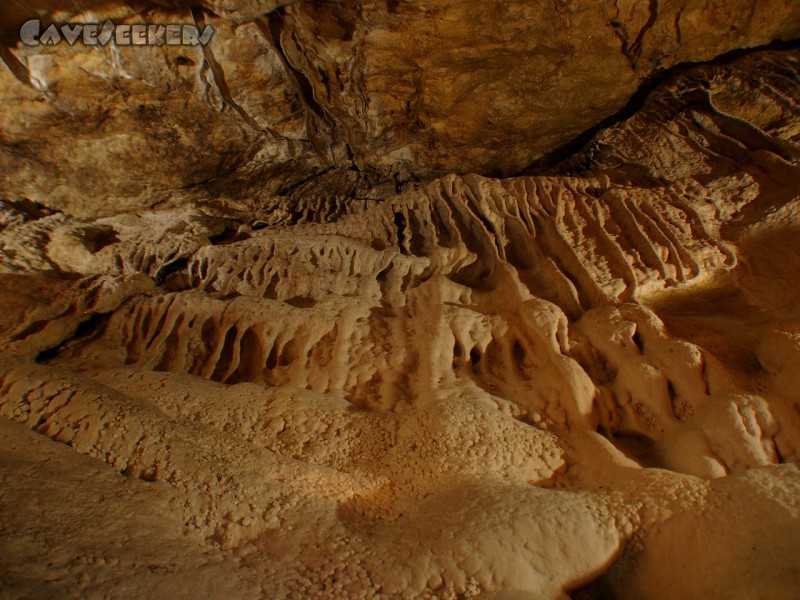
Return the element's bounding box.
[2,5,800,600]
[1,1,800,216]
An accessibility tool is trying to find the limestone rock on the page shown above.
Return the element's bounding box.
[1,1,799,216]
[1,9,800,600]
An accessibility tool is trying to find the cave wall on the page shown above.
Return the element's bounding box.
[1,0,799,216]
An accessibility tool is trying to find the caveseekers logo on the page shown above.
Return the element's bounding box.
[20,19,215,47]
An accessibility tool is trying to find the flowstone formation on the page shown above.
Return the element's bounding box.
[1,3,800,600]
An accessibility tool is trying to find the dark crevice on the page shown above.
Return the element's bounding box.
[1,199,57,221]
[376,263,392,282]
[35,313,111,364]
[469,348,481,366]
[285,295,317,308]
[667,379,678,415]
[265,340,279,370]
[568,569,622,600]
[628,0,659,60]
[631,329,643,353]
[154,257,189,286]
[191,7,267,134]
[513,340,526,365]
[210,326,238,382]
[11,320,49,342]
[406,211,428,256]
[88,228,120,253]
[256,12,328,123]
[673,6,685,48]
[255,11,359,168]
[275,165,336,196]
[516,37,800,177]
[208,226,249,246]
[393,211,407,254]
[774,440,785,464]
